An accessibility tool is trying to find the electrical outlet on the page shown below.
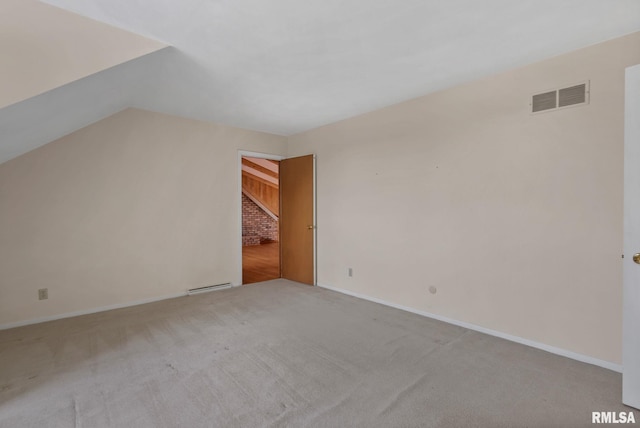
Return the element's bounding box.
[38,288,48,300]
[348,268,353,277]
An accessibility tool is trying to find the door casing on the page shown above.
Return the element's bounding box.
[623,64,640,410]
[237,150,316,286]
[237,150,284,285]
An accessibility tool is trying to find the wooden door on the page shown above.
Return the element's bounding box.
[280,154,315,285]
[623,64,640,410]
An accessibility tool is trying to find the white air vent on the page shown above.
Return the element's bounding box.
[531,81,589,114]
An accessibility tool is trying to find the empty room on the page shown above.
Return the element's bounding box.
[2,1,640,427]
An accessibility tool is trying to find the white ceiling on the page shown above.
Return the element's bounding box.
[2,1,639,163]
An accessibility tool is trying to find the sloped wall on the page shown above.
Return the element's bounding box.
[1,0,166,109]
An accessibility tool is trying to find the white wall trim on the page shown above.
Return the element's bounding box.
[0,292,187,331]
[318,283,622,373]
[2,280,620,373]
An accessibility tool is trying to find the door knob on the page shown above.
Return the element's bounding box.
[308,225,315,230]
[634,253,640,265]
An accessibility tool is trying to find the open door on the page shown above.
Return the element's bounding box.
[280,154,315,285]
[623,64,640,410]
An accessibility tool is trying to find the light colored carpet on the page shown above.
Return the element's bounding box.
[0,279,634,427]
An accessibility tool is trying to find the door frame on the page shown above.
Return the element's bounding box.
[312,154,317,285]
[237,150,285,285]
[623,63,640,409]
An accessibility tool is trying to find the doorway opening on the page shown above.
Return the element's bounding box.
[241,156,280,284]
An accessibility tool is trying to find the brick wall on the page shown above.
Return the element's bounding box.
[242,193,278,246]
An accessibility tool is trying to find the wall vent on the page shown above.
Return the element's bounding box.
[531,81,589,114]
[532,90,557,113]
[558,83,587,107]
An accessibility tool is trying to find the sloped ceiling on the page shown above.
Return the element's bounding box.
[0,0,166,109]
[0,0,167,164]
[2,0,640,164]
[0,49,174,163]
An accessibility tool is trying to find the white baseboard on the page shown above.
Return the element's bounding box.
[0,292,187,331]
[317,283,622,373]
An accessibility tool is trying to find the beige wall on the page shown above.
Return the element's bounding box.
[288,32,640,364]
[0,0,166,109]
[0,108,286,326]
[2,31,638,365]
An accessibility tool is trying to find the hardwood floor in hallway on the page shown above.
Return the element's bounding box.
[242,242,280,284]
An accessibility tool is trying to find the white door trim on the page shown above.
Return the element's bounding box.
[623,63,640,410]
[237,150,284,285]
[313,154,317,286]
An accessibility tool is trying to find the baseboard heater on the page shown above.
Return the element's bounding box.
[187,283,232,295]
